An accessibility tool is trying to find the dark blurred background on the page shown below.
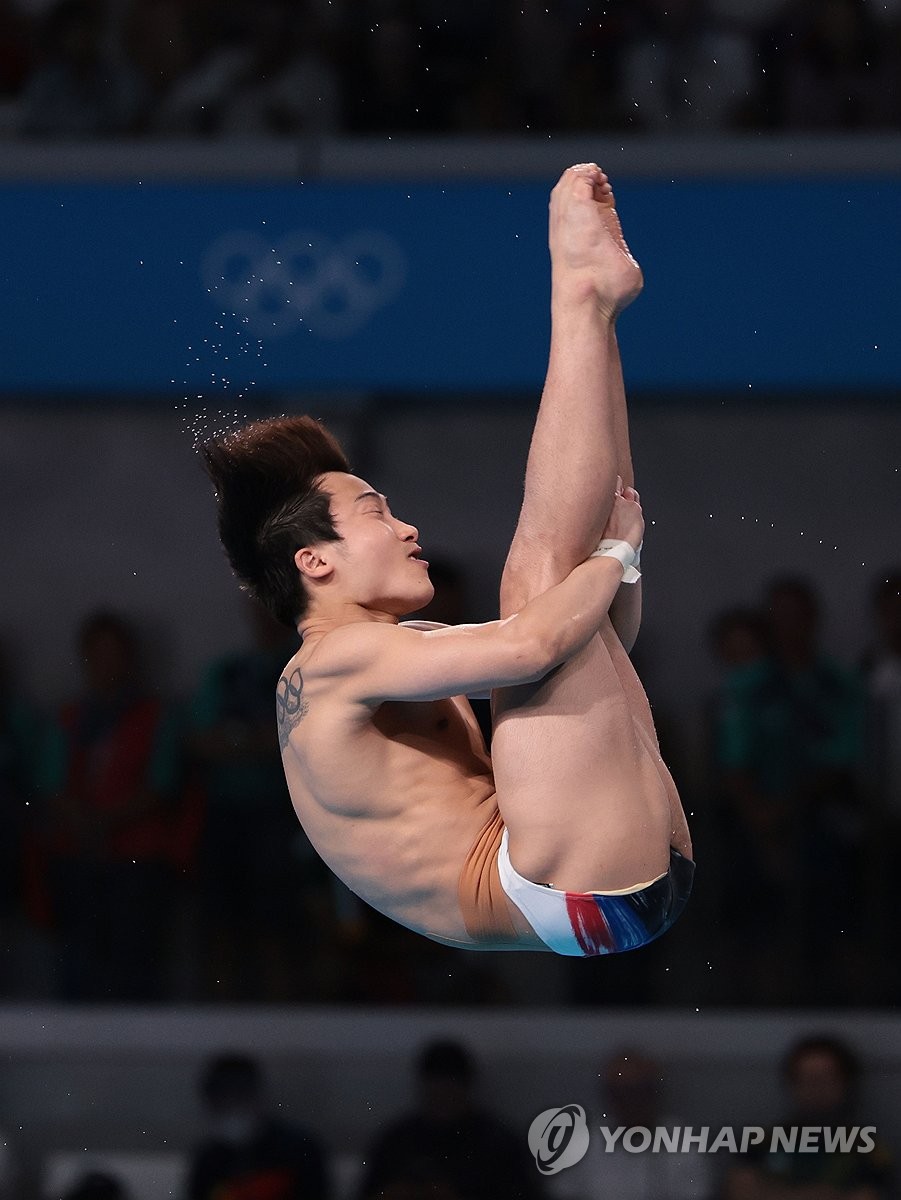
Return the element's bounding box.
[1,1,901,1197]
[1,0,900,137]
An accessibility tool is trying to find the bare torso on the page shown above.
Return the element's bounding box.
[279,629,502,945]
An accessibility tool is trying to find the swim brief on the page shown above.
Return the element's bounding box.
[496,828,694,957]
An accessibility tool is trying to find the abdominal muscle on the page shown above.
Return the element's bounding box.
[281,696,502,944]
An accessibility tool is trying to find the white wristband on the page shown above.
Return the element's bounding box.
[591,538,642,584]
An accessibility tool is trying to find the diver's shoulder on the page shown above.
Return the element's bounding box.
[297,619,409,681]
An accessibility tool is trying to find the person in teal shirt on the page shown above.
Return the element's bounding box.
[713,578,866,1005]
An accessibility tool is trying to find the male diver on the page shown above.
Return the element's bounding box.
[202,164,693,956]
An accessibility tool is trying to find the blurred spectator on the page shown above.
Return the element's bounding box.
[330,906,508,1006]
[0,0,34,98]
[365,1163,465,1200]
[18,0,145,135]
[5,0,900,135]
[449,56,523,133]
[709,608,769,671]
[861,571,901,999]
[152,0,340,136]
[556,9,635,131]
[757,0,896,129]
[418,7,515,132]
[188,1052,331,1200]
[862,571,901,815]
[189,600,332,1001]
[712,577,866,1003]
[35,610,187,1001]
[705,605,770,1001]
[355,1038,542,1200]
[120,0,194,117]
[722,1034,894,1199]
[619,0,758,130]
[343,0,434,133]
[503,0,578,129]
[62,1171,129,1200]
[0,640,41,995]
[550,1047,711,1199]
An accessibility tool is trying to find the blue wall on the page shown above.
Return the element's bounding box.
[1,179,898,394]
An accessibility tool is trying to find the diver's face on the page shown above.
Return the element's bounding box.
[319,472,434,616]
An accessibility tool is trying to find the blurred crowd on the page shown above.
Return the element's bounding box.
[0,1033,895,1199]
[702,571,901,1007]
[0,0,899,139]
[1,561,900,1008]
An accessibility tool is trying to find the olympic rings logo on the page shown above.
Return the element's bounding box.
[201,229,408,340]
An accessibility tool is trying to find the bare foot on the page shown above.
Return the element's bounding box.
[549,163,643,317]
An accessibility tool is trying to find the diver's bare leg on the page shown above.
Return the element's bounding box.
[498,172,630,609]
[604,322,692,859]
[492,166,688,891]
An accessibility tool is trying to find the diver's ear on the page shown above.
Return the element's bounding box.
[295,547,334,581]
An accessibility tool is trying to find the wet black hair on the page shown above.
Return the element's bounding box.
[201,415,351,626]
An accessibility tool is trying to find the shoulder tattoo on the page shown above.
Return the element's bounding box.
[276,668,309,751]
